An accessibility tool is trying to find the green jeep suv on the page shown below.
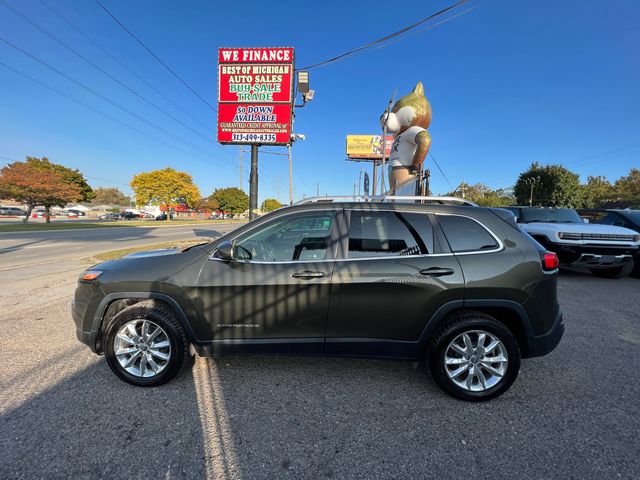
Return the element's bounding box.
[72,199,564,401]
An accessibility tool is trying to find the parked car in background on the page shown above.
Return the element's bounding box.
[67,209,86,217]
[155,213,174,221]
[0,207,26,216]
[73,197,564,401]
[121,211,140,220]
[208,213,231,220]
[506,206,640,278]
[578,209,640,277]
[99,213,121,221]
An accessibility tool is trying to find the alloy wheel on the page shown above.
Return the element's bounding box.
[113,319,172,378]
[444,329,508,392]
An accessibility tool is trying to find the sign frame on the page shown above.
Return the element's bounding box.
[217,47,295,146]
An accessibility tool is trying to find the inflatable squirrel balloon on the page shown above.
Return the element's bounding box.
[380,82,432,192]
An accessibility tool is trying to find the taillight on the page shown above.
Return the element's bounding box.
[541,252,559,271]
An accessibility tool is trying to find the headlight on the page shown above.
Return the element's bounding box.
[558,232,581,240]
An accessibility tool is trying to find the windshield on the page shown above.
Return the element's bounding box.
[520,208,582,223]
[620,210,640,224]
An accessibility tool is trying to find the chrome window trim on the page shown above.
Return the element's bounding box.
[210,209,504,263]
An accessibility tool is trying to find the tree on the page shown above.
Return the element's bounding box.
[130,168,201,220]
[210,187,249,215]
[26,156,93,203]
[197,196,220,213]
[614,168,640,207]
[514,163,584,207]
[582,176,615,208]
[447,183,515,207]
[261,198,282,212]
[91,187,131,206]
[0,161,83,223]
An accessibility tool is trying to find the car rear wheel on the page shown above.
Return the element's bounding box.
[104,301,188,386]
[589,262,634,279]
[426,313,520,401]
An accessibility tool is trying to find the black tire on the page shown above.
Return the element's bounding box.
[103,300,189,387]
[631,258,640,279]
[426,312,521,402]
[589,261,634,279]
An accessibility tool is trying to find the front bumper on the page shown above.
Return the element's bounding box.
[527,310,564,358]
[539,240,638,267]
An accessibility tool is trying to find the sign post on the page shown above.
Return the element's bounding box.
[217,47,295,220]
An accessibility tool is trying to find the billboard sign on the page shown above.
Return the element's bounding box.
[346,135,394,159]
[217,47,294,145]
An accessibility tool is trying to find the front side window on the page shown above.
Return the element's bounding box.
[233,212,335,262]
[348,211,433,258]
[438,215,499,253]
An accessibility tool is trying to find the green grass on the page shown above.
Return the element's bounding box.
[92,238,212,261]
[0,218,246,233]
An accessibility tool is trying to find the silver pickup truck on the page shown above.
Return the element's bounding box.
[506,207,640,278]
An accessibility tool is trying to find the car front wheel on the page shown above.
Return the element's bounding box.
[427,313,521,401]
[104,301,188,387]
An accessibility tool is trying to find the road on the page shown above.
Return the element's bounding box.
[0,223,239,272]
[0,226,639,479]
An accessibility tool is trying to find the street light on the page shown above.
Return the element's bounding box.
[524,176,541,206]
[295,71,314,107]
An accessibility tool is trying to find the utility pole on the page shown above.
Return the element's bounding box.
[238,146,243,190]
[249,146,259,221]
[288,144,293,205]
[316,182,319,197]
[353,182,357,197]
[275,176,280,202]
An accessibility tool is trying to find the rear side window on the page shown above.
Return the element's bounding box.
[438,215,499,253]
[348,211,434,258]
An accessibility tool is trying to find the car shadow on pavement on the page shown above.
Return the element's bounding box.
[1,360,208,480]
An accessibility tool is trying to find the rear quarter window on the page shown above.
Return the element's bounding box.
[437,215,499,253]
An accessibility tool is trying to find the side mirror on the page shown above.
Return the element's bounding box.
[583,218,589,223]
[216,240,235,261]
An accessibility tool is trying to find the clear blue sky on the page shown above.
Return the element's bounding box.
[1,0,639,202]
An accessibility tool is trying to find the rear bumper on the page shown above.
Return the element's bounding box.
[527,310,564,358]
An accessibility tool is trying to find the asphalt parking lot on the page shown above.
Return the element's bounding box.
[1,246,639,479]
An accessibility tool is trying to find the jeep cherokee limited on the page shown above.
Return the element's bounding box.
[72,199,564,401]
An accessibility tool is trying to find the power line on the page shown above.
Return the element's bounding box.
[300,0,469,70]
[93,0,216,112]
[0,0,219,151]
[429,152,455,191]
[0,37,231,169]
[38,0,213,133]
[0,61,232,172]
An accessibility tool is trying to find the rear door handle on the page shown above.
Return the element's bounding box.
[419,267,455,276]
[292,270,326,279]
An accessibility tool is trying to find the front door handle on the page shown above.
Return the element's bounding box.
[292,270,326,279]
[419,267,455,276]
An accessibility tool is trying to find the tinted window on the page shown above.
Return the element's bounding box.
[348,211,433,258]
[597,212,625,227]
[438,215,498,253]
[234,212,334,262]
[520,208,582,223]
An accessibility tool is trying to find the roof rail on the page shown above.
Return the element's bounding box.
[294,195,478,207]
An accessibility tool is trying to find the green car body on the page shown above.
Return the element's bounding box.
[72,202,563,399]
